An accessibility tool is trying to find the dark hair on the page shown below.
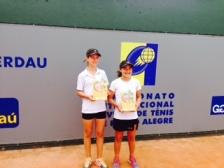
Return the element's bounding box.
[86,48,101,57]
[83,48,101,63]
[119,60,134,69]
[117,70,122,78]
[117,60,134,78]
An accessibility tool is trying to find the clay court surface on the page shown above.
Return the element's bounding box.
[0,135,224,168]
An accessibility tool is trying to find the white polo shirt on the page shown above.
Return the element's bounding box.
[109,77,141,120]
[77,68,109,113]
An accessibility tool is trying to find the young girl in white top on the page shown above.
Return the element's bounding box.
[77,48,108,168]
[108,60,142,168]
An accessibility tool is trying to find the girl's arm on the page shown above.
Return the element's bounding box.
[135,90,142,110]
[108,90,122,112]
[77,90,95,101]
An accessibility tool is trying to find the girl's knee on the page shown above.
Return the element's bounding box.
[115,136,123,142]
[84,130,92,138]
[96,131,104,138]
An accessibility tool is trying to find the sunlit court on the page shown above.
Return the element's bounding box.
[0,134,224,168]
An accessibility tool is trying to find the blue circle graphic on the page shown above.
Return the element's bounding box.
[126,46,149,76]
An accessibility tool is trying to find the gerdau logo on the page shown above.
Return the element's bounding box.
[0,56,47,68]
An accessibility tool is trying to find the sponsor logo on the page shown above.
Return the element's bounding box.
[120,42,158,86]
[0,56,47,68]
[0,98,19,128]
[211,96,224,115]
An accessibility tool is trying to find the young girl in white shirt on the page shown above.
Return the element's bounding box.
[108,60,142,168]
[77,48,108,168]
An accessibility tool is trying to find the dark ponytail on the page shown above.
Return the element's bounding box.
[117,70,122,78]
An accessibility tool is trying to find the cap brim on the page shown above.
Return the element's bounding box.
[121,63,134,68]
[87,51,101,57]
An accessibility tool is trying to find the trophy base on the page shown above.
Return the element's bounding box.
[93,96,107,100]
[122,107,136,112]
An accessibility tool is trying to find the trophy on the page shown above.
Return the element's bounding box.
[93,79,108,100]
[121,90,136,112]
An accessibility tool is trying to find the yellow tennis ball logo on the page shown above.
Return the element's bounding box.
[141,48,155,63]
